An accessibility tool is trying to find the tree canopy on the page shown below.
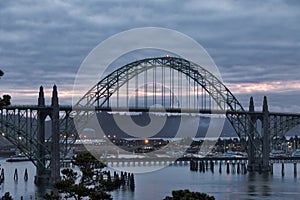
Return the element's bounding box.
[48,152,131,200]
[164,189,215,200]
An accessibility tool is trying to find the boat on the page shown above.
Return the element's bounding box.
[6,149,30,162]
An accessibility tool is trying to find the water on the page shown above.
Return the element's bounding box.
[0,158,45,199]
[112,164,300,200]
[0,158,299,200]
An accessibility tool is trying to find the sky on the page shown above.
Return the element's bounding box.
[0,0,300,112]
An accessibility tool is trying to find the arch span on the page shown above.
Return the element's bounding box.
[74,56,255,140]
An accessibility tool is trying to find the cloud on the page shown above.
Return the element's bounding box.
[0,0,299,112]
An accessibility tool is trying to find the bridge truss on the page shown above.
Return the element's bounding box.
[0,57,300,183]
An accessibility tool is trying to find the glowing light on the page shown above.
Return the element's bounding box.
[144,139,149,144]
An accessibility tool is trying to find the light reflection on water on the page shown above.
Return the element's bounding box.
[0,158,299,200]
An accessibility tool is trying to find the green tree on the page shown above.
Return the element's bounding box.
[52,152,124,200]
[164,189,215,200]
[0,70,11,108]
[43,191,60,200]
[1,192,13,200]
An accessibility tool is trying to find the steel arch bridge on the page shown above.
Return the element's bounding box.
[73,56,261,165]
[74,57,252,138]
[1,56,300,183]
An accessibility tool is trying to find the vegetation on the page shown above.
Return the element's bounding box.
[1,192,13,200]
[164,189,215,200]
[0,70,11,108]
[44,152,130,200]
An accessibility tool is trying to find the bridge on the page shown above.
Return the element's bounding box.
[1,56,300,184]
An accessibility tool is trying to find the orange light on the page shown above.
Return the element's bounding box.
[144,139,149,144]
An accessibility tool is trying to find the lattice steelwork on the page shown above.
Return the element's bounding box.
[0,106,44,165]
[1,57,300,177]
[269,113,300,150]
[74,57,256,141]
[0,105,74,169]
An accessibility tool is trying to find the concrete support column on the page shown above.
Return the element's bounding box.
[247,96,255,171]
[51,85,60,183]
[262,96,270,171]
[35,86,50,184]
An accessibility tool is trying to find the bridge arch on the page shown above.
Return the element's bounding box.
[0,110,50,167]
[74,56,252,140]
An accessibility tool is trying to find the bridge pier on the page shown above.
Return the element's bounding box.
[262,96,271,171]
[247,96,271,172]
[35,86,50,184]
[34,86,60,184]
[50,85,60,183]
[247,96,256,171]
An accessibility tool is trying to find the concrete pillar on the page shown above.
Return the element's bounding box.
[262,96,270,171]
[35,86,50,184]
[247,96,255,171]
[51,85,61,183]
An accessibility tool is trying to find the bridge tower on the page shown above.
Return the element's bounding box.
[34,85,60,184]
[247,96,271,172]
[35,86,49,184]
[247,96,256,171]
[262,96,271,171]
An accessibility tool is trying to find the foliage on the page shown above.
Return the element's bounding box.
[0,95,11,106]
[0,70,11,108]
[51,152,125,200]
[1,192,13,200]
[164,189,215,200]
[43,191,60,200]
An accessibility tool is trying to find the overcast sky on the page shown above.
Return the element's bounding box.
[0,0,300,112]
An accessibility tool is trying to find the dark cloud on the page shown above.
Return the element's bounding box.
[0,0,299,112]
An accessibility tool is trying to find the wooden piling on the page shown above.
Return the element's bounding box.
[231,163,235,174]
[270,163,273,175]
[24,168,28,181]
[210,160,214,173]
[0,168,4,182]
[281,163,284,177]
[226,162,230,174]
[13,168,18,181]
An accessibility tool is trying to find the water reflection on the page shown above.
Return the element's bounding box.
[247,172,271,197]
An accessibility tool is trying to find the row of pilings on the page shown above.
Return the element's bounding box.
[269,162,298,177]
[190,160,247,175]
[0,168,28,183]
[190,160,299,177]
[94,170,135,191]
